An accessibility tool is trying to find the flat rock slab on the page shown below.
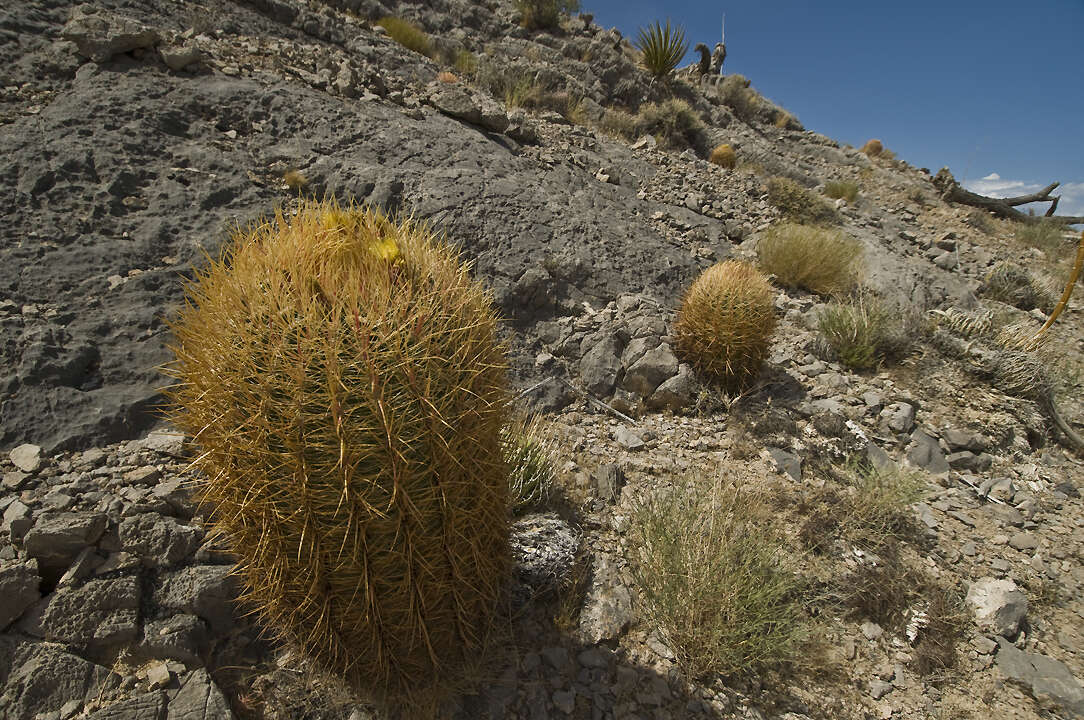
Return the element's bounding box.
[997,638,1084,717]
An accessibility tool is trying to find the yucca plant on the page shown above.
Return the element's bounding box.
[635,20,689,79]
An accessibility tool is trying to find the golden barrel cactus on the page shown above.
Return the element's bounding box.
[673,260,777,390]
[165,199,510,708]
[709,143,737,169]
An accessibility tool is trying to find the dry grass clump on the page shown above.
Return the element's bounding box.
[630,475,806,678]
[709,143,736,169]
[516,0,579,31]
[436,70,458,83]
[376,16,433,58]
[860,139,884,157]
[673,260,777,391]
[766,176,839,225]
[840,461,928,547]
[757,223,862,296]
[1014,218,1068,256]
[475,62,584,123]
[911,584,967,678]
[502,414,556,516]
[634,99,705,151]
[824,180,858,202]
[818,294,911,371]
[634,19,688,79]
[453,50,477,76]
[597,107,638,140]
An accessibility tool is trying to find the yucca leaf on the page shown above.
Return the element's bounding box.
[635,20,689,79]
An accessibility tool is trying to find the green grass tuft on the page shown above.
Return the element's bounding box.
[757,223,861,296]
[631,475,806,678]
[818,294,910,370]
[766,176,839,225]
[634,99,704,151]
[376,17,433,58]
[824,180,858,202]
[516,0,579,31]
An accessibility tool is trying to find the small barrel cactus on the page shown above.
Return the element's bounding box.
[709,143,736,169]
[165,199,510,708]
[673,260,777,390]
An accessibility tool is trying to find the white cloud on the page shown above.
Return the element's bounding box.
[963,174,1084,218]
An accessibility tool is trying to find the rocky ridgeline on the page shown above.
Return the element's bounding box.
[2,0,1083,719]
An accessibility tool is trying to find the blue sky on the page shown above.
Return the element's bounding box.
[581,0,1084,217]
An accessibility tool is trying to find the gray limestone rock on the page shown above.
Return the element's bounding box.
[119,514,203,568]
[61,5,160,64]
[0,643,115,720]
[881,402,915,434]
[578,555,632,644]
[579,336,623,397]
[141,614,207,666]
[167,669,234,720]
[0,559,41,631]
[153,565,237,634]
[427,82,509,133]
[592,463,625,504]
[159,43,203,72]
[23,513,108,580]
[40,576,141,651]
[966,577,1028,638]
[621,343,679,397]
[85,692,165,720]
[996,637,1084,717]
[906,429,950,475]
[2,500,33,541]
[767,447,802,481]
[647,363,697,412]
[8,444,42,473]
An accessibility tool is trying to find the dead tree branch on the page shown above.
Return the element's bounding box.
[932,167,1084,225]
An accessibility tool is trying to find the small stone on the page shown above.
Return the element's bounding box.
[767,447,802,481]
[613,427,644,451]
[3,472,30,490]
[869,679,893,699]
[9,443,43,473]
[971,636,997,655]
[1009,533,1039,552]
[966,577,1028,638]
[861,621,884,640]
[552,689,576,714]
[146,661,172,689]
[881,402,915,434]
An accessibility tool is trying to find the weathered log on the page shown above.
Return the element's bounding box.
[932,167,1084,225]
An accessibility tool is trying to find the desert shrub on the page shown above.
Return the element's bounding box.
[718,74,759,122]
[766,176,839,225]
[517,0,579,31]
[757,223,862,295]
[436,70,457,83]
[861,139,883,157]
[634,20,688,79]
[597,107,638,140]
[631,476,806,678]
[376,16,433,58]
[709,143,736,169]
[824,180,858,202]
[673,260,777,391]
[818,294,910,370]
[635,99,704,151]
[502,415,556,515]
[980,262,1055,312]
[166,199,510,711]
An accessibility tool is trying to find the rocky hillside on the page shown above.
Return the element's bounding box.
[1,1,1082,719]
